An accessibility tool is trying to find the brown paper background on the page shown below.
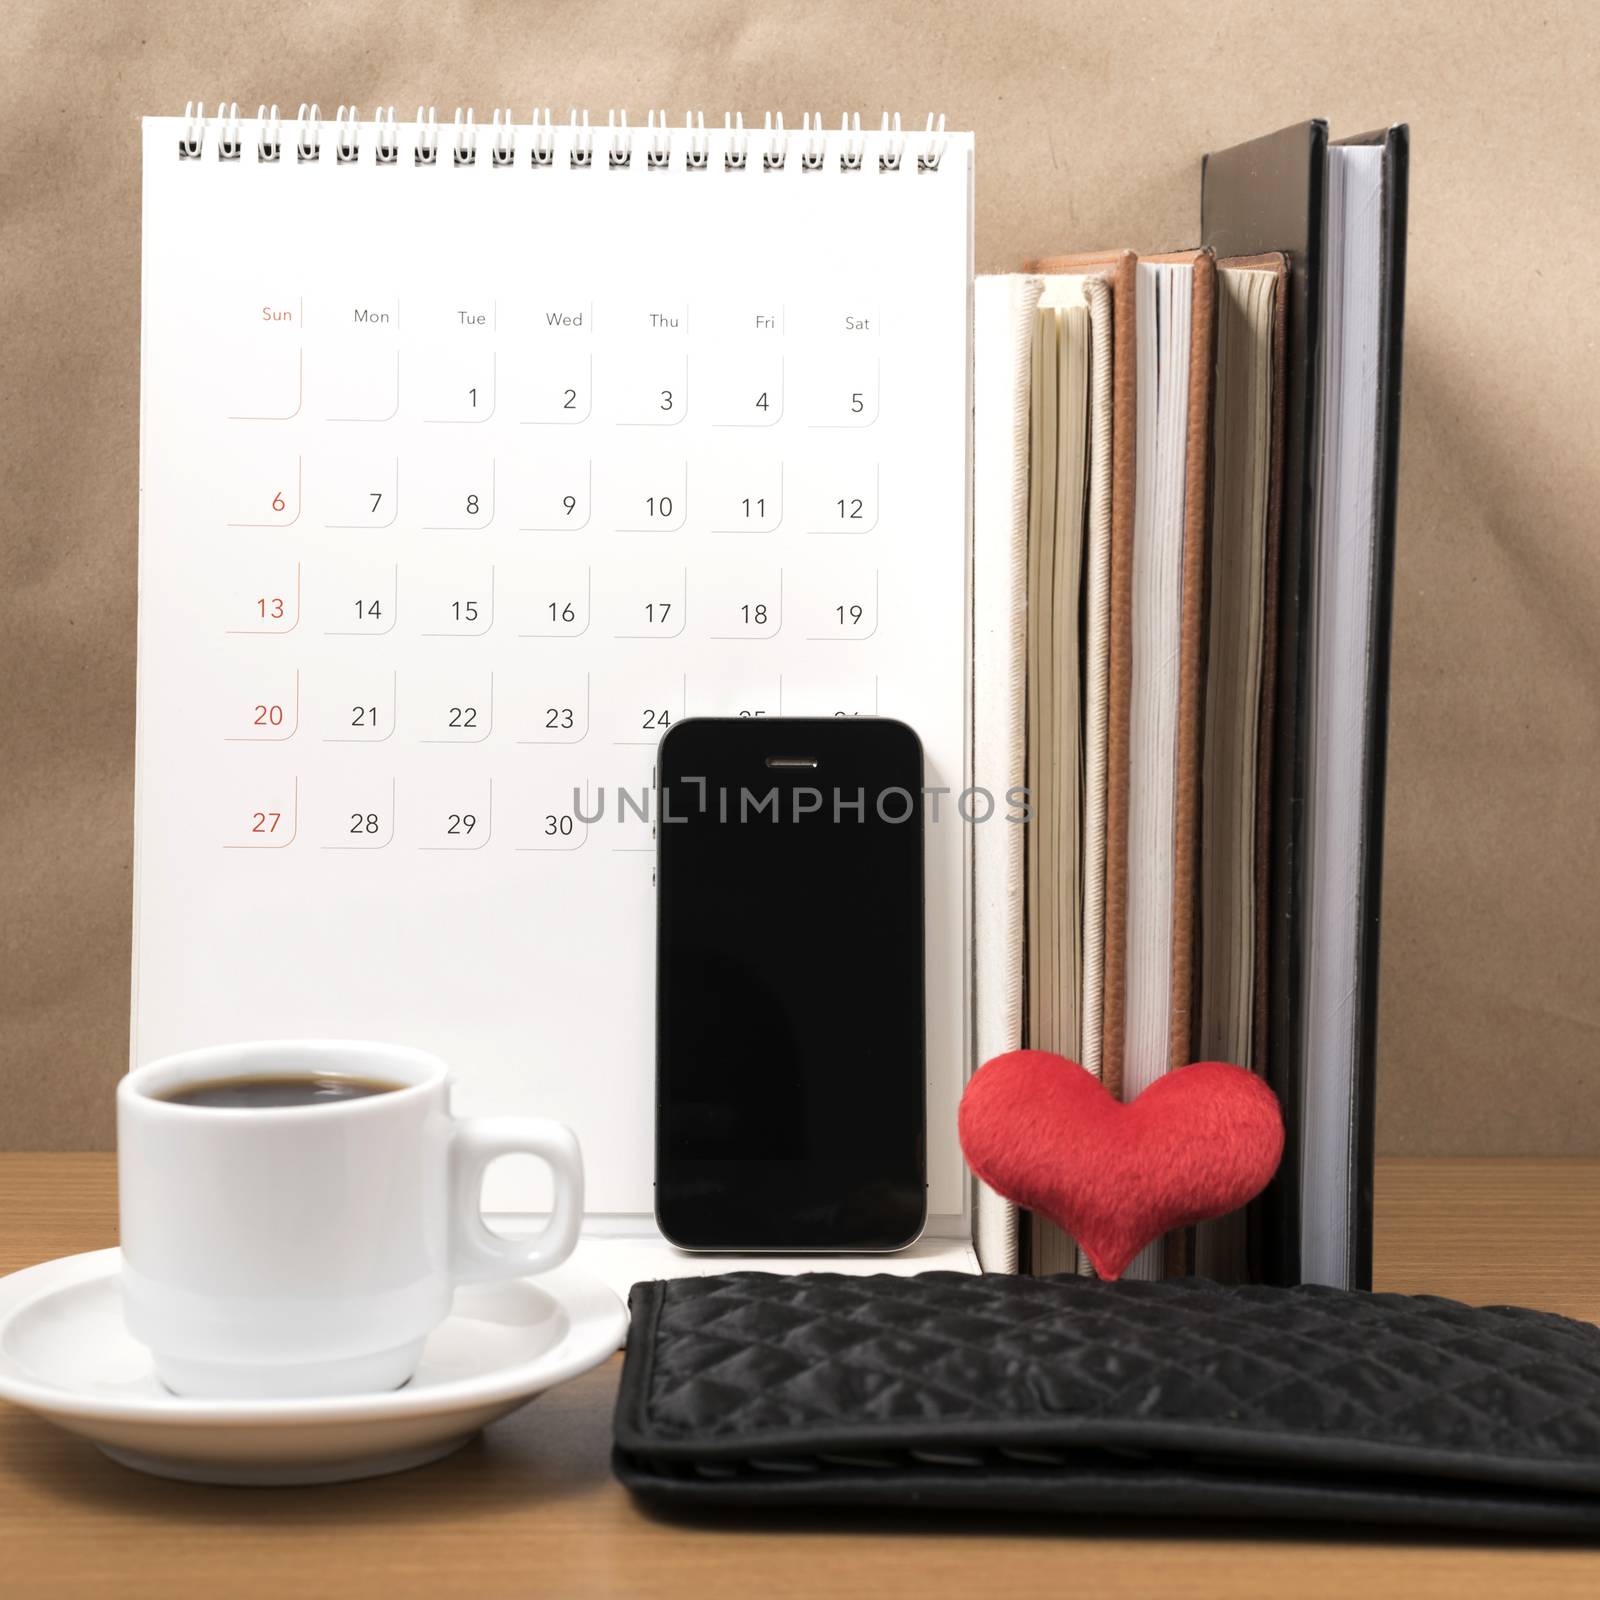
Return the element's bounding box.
[3,0,1597,1152]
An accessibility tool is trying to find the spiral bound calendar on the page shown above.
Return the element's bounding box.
[132,105,975,1232]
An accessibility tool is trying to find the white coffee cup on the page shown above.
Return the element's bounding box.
[117,1039,584,1399]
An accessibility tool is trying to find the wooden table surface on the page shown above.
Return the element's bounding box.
[2,1156,1599,1597]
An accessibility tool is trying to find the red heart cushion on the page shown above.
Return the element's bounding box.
[958,1050,1284,1280]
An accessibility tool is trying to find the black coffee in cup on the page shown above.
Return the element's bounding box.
[157,1075,403,1110]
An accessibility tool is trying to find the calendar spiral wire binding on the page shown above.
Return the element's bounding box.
[174,105,948,172]
[295,104,321,163]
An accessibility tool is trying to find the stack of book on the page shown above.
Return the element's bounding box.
[973,119,1409,1289]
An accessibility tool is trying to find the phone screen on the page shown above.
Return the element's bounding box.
[655,717,926,1251]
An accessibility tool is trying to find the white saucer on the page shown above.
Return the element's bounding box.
[0,1248,627,1485]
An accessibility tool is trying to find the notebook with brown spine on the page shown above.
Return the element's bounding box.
[1194,251,1289,1283]
[1023,251,1136,1106]
[1021,250,1215,1281]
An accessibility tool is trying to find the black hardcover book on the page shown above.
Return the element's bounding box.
[1201,121,1408,1289]
[1201,120,1328,1287]
[1326,122,1408,1291]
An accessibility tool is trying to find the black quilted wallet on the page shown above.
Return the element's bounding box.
[613,1271,1600,1533]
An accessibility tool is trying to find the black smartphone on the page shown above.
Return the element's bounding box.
[655,716,926,1252]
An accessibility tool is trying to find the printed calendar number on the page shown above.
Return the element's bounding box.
[419,457,495,530]
[223,561,301,634]
[709,359,784,427]
[320,454,399,528]
[510,298,593,424]
[709,462,783,533]
[417,566,495,636]
[418,347,496,424]
[806,355,880,428]
[800,569,880,640]
[612,568,687,639]
[413,775,493,850]
[224,454,301,527]
[221,777,299,849]
[804,465,880,534]
[219,668,300,741]
[703,567,783,640]
[633,491,682,530]
[615,462,687,532]
[316,668,396,742]
[308,558,398,636]
[708,302,783,427]
[514,456,592,531]
[615,355,687,426]
[609,676,685,745]
[517,565,591,637]
[518,356,593,425]
[510,667,590,745]
[513,779,590,852]
[413,672,494,743]
[310,779,395,849]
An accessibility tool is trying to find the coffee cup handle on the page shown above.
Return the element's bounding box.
[449,1117,585,1284]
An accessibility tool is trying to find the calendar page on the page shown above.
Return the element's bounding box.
[134,109,973,1225]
